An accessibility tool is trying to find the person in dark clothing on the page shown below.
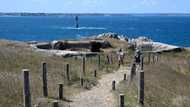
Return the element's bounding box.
[134,49,142,64]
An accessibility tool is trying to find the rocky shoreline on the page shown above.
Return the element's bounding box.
[27,33,183,57]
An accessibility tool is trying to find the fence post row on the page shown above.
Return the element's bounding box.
[148,52,160,64]
[42,62,48,97]
[22,69,31,107]
[138,70,144,105]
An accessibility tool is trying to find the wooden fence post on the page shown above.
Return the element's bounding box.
[42,62,48,97]
[130,63,136,80]
[80,78,84,87]
[112,80,116,90]
[158,53,162,61]
[156,53,159,62]
[152,53,155,63]
[52,101,59,107]
[110,54,113,64]
[82,56,86,76]
[141,56,144,70]
[148,52,151,64]
[94,70,97,77]
[106,55,109,64]
[138,70,144,105]
[66,64,70,81]
[98,54,100,70]
[22,69,31,107]
[123,74,126,80]
[120,94,125,107]
[58,84,63,100]
[107,55,111,64]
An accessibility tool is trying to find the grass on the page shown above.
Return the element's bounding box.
[113,80,138,107]
[114,50,190,107]
[3,38,189,107]
[0,39,127,107]
[144,51,190,107]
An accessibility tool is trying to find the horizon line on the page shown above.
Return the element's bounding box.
[1,12,190,14]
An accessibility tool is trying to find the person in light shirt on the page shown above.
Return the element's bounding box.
[117,48,125,67]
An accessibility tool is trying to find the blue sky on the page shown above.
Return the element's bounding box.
[0,0,189,13]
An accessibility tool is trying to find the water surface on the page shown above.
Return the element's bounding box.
[0,15,190,47]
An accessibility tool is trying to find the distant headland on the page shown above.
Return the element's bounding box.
[0,12,190,16]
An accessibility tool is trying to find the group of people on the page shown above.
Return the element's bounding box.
[116,48,142,67]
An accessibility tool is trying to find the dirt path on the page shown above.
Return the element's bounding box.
[68,66,131,107]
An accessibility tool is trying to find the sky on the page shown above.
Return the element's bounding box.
[0,0,189,13]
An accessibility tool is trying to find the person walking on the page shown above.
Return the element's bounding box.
[134,49,142,65]
[117,48,125,67]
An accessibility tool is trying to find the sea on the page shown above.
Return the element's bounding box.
[0,15,190,47]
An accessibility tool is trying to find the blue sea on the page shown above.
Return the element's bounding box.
[0,15,190,47]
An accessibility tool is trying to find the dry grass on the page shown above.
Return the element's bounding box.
[3,39,190,107]
[144,51,190,107]
[100,38,129,52]
[115,50,190,107]
[0,39,123,107]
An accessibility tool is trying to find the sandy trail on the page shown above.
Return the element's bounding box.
[68,66,131,107]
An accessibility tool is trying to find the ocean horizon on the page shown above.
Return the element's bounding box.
[0,15,190,47]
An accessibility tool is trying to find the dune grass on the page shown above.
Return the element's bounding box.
[0,39,123,107]
[3,39,189,107]
[114,50,190,107]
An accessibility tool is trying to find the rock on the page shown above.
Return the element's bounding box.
[97,33,119,39]
[128,37,153,50]
[135,36,153,43]
[97,33,128,41]
[128,36,182,52]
